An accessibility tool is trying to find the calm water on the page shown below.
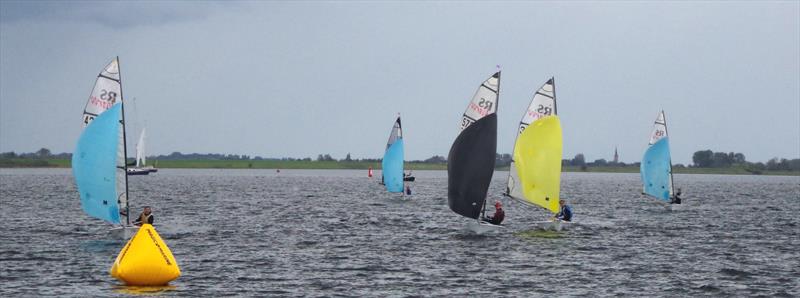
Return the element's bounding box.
[1,168,798,297]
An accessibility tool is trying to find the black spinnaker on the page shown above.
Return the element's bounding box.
[447,71,500,220]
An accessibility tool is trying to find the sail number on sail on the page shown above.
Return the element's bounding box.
[461,98,494,129]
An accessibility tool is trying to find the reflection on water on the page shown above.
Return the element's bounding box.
[112,285,177,295]
[515,229,565,239]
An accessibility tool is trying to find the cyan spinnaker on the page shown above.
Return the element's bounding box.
[448,71,500,219]
[72,103,123,224]
[640,111,674,202]
[74,57,131,226]
[641,137,673,201]
[382,116,404,193]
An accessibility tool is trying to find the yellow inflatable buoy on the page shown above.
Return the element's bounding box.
[110,224,181,286]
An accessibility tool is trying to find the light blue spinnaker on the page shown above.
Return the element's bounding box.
[641,137,672,201]
[72,103,123,224]
[640,110,674,202]
[382,116,404,193]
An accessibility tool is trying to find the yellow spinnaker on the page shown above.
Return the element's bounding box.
[513,115,562,213]
[110,224,181,286]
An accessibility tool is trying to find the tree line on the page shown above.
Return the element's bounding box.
[692,150,800,171]
[2,148,798,171]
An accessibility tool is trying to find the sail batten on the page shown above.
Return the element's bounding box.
[382,116,404,193]
[641,111,674,201]
[447,72,500,220]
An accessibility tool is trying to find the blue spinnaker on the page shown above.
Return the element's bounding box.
[382,139,404,193]
[640,137,672,202]
[72,103,122,224]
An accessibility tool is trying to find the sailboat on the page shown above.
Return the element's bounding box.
[447,71,501,232]
[127,128,157,175]
[382,114,405,193]
[504,78,566,230]
[72,57,137,235]
[641,110,676,207]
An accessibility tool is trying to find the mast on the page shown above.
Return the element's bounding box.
[117,56,131,226]
[662,110,675,196]
[480,69,500,219]
[551,77,557,115]
[398,112,403,195]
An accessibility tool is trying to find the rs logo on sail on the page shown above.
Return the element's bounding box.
[89,89,118,109]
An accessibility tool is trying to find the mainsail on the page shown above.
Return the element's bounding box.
[382,115,404,193]
[73,57,130,225]
[83,58,121,127]
[505,78,563,213]
[641,111,674,202]
[447,72,500,219]
[72,103,124,224]
[135,128,146,167]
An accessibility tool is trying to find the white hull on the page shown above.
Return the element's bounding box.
[109,225,139,239]
[127,166,157,175]
[467,220,505,234]
[664,203,686,211]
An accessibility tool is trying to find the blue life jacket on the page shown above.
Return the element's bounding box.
[558,205,573,221]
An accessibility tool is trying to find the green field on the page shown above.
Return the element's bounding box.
[0,158,70,168]
[1,158,797,176]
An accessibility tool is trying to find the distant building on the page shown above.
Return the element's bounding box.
[613,147,619,163]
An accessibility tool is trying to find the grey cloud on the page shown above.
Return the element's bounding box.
[0,0,235,29]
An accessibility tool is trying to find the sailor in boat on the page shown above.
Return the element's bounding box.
[481,201,505,225]
[670,188,682,204]
[553,199,573,222]
[133,206,154,226]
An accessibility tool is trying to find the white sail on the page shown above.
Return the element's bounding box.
[648,111,668,145]
[507,78,556,201]
[516,78,556,133]
[459,72,500,131]
[83,58,121,128]
[136,129,146,167]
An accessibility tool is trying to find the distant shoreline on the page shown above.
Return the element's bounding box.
[2,158,798,176]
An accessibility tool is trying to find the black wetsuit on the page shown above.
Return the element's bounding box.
[670,194,682,204]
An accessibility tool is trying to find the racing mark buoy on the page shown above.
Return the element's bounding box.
[110,224,181,286]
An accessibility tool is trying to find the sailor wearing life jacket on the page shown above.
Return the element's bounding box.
[133,206,154,226]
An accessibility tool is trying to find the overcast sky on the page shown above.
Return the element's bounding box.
[1,1,798,164]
